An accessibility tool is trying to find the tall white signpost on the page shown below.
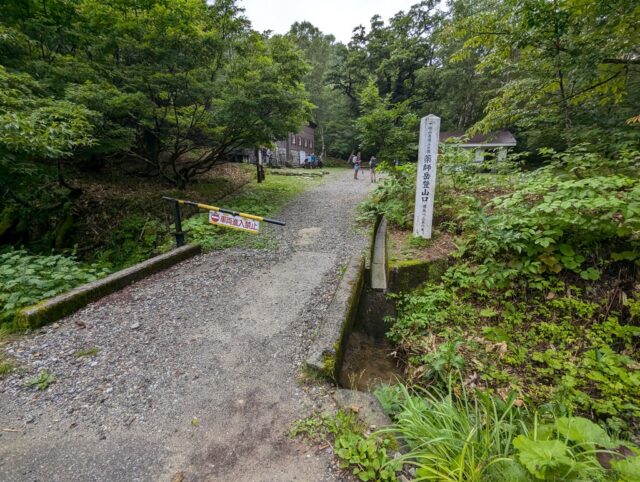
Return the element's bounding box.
[413,114,440,239]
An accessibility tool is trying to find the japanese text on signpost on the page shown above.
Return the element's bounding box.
[413,114,440,239]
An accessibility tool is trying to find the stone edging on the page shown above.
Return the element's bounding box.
[305,255,365,381]
[14,244,201,330]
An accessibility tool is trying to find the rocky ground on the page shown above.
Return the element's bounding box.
[0,169,375,482]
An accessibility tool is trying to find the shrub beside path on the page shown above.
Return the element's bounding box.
[0,169,374,481]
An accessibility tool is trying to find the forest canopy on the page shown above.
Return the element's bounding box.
[0,0,313,251]
[294,0,639,161]
[0,0,311,193]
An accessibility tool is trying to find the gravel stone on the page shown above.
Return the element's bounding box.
[0,169,373,482]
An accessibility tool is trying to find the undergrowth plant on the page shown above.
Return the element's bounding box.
[454,145,640,288]
[383,384,529,482]
[513,415,640,481]
[375,384,640,482]
[379,144,640,430]
[0,250,110,327]
[291,410,400,481]
[359,162,417,228]
[24,369,56,390]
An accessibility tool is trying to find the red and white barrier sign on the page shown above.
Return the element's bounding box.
[209,211,260,233]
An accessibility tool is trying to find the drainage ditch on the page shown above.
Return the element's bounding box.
[337,217,450,392]
[338,286,402,391]
[338,216,401,391]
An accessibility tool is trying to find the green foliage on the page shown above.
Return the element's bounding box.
[0,65,97,160]
[388,283,475,345]
[335,431,398,481]
[377,385,640,481]
[0,358,14,376]
[359,162,417,228]
[451,0,639,145]
[355,80,419,163]
[96,217,167,270]
[24,369,56,390]
[512,416,628,481]
[391,277,640,424]
[611,456,640,482]
[384,384,528,482]
[0,0,316,261]
[376,144,640,427]
[0,249,109,326]
[453,146,640,288]
[291,410,400,481]
[373,384,406,417]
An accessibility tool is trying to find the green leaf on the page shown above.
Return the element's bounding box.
[611,251,638,261]
[558,244,575,257]
[513,435,573,479]
[580,268,600,280]
[554,417,613,449]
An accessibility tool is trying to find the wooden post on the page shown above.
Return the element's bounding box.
[413,114,440,239]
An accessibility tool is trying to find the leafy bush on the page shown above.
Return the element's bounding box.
[359,162,417,228]
[513,416,640,481]
[377,385,640,481]
[455,146,640,288]
[96,216,167,269]
[0,249,109,326]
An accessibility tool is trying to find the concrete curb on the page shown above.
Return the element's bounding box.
[333,389,391,429]
[371,216,388,291]
[388,257,449,293]
[14,244,201,330]
[305,255,365,382]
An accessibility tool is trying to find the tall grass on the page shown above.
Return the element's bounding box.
[381,384,530,481]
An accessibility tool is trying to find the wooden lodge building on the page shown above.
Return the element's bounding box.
[273,123,316,166]
[241,123,317,167]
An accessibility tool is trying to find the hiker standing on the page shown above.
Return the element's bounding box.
[369,155,379,183]
[351,152,361,179]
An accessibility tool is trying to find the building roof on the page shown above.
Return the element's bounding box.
[439,130,516,147]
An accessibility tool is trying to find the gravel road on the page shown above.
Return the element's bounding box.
[0,169,374,482]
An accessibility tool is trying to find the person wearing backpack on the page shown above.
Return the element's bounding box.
[352,152,361,179]
[369,155,379,183]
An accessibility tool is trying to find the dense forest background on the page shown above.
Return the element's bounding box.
[1,0,638,257]
[292,0,638,162]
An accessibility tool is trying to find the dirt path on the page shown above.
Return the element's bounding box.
[0,169,374,482]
